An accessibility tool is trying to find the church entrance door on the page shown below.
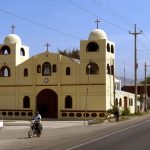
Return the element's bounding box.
[37,89,58,118]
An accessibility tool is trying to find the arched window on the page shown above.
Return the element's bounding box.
[86,42,99,52]
[129,98,133,106]
[20,48,25,56]
[53,64,57,73]
[119,98,122,107]
[37,65,41,73]
[24,68,28,77]
[0,66,11,77]
[23,96,30,108]
[65,95,72,108]
[86,62,99,74]
[42,62,51,76]
[111,65,114,75]
[130,98,133,106]
[111,45,114,53]
[66,67,71,75]
[107,64,110,74]
[107,43,110,52]
[0,45,11,54]
[115,98,118,106]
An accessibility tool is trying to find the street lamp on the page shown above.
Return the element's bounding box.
[84,63,91,126]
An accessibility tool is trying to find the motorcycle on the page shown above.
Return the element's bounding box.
[28,120,42,138]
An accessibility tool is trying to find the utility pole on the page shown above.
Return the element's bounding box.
[129,24,142,114]
[124,61,126,86]
[144,62,147,112]
[84,63,91,126]
[113,59,116,106]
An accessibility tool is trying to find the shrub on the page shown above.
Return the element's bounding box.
[107,109,114,114]
[121,107,130,116]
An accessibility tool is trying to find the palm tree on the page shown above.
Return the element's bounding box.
[58,48,80,59]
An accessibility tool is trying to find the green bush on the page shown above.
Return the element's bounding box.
[107,108,114,114]
[121,107,130,116]
[107,106,119,114]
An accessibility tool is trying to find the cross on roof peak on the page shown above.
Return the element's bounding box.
[95,19,100,29]
[45,43,50,51]
[11,25,15,34]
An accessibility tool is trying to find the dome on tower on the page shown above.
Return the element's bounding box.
[88,29,107,40]
[4,34,22,45]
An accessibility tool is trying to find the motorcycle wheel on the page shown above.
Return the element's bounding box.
[28,129,34,138]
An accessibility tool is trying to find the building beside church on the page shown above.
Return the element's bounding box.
[0,27,136,119]
[122,84,150,111]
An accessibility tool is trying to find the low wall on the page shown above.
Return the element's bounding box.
[0,109,33,119]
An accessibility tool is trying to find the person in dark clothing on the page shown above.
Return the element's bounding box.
[114,106,119,122]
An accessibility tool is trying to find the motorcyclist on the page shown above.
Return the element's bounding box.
[32,111,41,122]
[32,111,42,135]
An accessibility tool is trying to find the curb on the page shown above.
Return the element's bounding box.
[3,120,30,126]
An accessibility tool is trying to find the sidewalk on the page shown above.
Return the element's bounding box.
[3,113,150,128]
[3,120,30,126]
[3,120,85,128]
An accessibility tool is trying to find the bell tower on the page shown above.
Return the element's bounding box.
[0,27,29,83]
[80,22,115,111]
[1,33,29,66]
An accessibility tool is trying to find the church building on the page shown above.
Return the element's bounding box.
[0,26,135,119]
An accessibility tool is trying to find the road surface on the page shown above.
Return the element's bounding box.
[0,115,150,150]
[68,119,150,150]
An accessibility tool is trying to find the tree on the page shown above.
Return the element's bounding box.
[140,77,150,84]
[58,48,80,59]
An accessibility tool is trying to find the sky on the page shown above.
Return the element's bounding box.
[0,0,150,82]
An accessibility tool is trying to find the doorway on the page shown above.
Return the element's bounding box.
[37,89,58,118]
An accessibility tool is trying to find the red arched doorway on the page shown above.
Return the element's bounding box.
[37,89,58,118]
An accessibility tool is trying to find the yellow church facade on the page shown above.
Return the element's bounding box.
[0,28,135,119]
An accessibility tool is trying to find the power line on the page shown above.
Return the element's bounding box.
[91,0,150,54]
[0,8,81,40]
[142,32,150,45]
[1,2,149,54]
[91,0,134,28]
[0,1,149,82]
[68,0,150,55]
[137,39,150,52]
[67,0,129,31]
[138,50,150,52]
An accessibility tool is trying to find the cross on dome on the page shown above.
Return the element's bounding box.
[95,19,100,29]
[11,25,15,34]
[45,43,50,51]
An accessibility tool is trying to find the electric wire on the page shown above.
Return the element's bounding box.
[0,8,81,40]
[0,1,150,78]
[91,0,134,28]
[91,0,150,53]
[137,39,150,52]
[67,0,129,32]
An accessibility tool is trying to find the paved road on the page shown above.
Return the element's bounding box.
[69,119,150,150]
[1,115,150,150]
